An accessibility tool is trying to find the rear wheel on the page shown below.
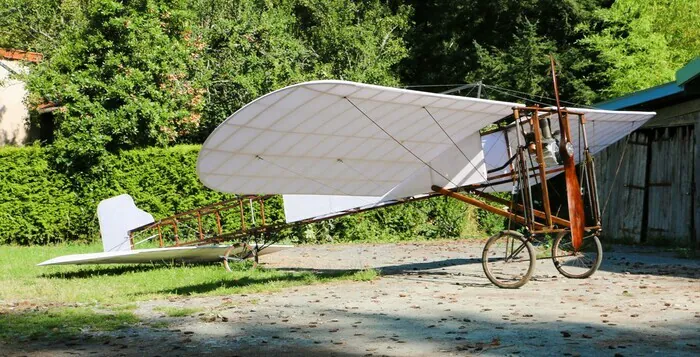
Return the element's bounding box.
[223,243,253,272]
[482,230,536,288]
[551,232,602,279]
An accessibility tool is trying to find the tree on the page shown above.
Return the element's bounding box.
[397,0,606,104]
[190,0,411,142]
[0,0,87,54]
[25,0,210,175]
[579,0,700,99]
[20,0,412,168]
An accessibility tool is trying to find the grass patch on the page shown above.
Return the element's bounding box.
[351,268,379,281]
[0,244,382,341]
[153,306,202,317]
[0,308,138,341]
[0,244,380,308]
[108,303,138,312]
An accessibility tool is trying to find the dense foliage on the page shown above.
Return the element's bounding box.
[10,0,411,172]
[578,0,700,98]
[1,0,697,244]
[0,146,82,244]
[398,0,607,104]
[0,145,491,245]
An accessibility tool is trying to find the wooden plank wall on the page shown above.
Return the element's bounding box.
[594,125,696,247]
[594,131,649,243]
[645,126,694,245]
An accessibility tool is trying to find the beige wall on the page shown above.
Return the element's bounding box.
[0,59,29,146]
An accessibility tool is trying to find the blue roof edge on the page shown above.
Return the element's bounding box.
[676,57,700,86]
[595,81,683,110]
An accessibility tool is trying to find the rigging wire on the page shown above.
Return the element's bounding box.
[336,158,384,193]
[344,97,485,233]
[344,97,461,189]
[482,84,554,107]
[422,106,500,196]
[483,84,595,109]
[462,86,477,98]
[401,82,593,109]
[400,83,473,89]
[423,104,533,231]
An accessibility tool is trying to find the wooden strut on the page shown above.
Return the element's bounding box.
[487,165,565,181]
[530,110,554,227]
[466,189,570,227]
[432,186,545,230]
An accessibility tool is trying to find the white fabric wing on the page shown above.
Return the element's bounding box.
[198,80,655,222]
[198,80,518,197]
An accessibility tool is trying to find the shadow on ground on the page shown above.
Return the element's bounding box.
[274,257,481,275]
[3,303,698,356]
[598,252,700,279]
[39,264,176,279]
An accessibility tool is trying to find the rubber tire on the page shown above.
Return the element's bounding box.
[482,230,536,289]
[551,232,603,279]
[223,243,253,272]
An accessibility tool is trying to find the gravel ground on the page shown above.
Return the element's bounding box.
[4,240,700,356]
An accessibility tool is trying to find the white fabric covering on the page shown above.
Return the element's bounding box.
[198,80,518,197]
[97,194,154,252]
[198,80,655,222]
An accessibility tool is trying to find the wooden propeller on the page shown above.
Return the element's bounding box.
[549,55,584,250]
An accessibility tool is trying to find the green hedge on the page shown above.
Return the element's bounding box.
[0,146,82,244]
[0,145,503,245]
[0,145,229,244]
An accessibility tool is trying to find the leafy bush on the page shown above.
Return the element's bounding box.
[0,145,82,244]
[1,145,501,245]
[0,145,225,244]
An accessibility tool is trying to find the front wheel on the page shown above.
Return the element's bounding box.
[482,230,536,288]
[551,231,602,279]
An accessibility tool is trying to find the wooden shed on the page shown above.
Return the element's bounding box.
[593,58,700,248]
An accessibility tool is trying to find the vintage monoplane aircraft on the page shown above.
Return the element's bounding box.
[40,60,655,288]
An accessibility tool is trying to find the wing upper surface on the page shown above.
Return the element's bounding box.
[198,80,519,196]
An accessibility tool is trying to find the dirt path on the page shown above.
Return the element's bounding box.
[4,241,700,356]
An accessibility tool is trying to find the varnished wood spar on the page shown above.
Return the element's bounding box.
[550,55,585,250]
[531,111,553,227]
[467,190,570,227]
[432,186,545,230]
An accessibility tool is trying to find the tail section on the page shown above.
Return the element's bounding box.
[97,194,154,252]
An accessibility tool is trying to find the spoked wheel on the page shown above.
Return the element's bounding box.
[482,230,536,289]
[222,243,253,272]
[551,231,603,279]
